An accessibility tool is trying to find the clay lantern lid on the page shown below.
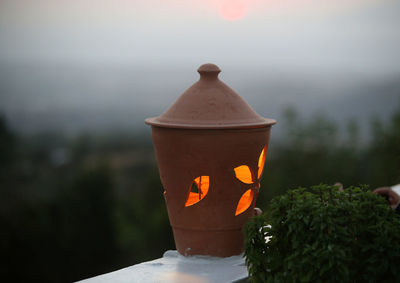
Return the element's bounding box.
[145,63,276,129]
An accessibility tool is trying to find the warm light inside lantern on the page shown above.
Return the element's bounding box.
[235,189,254,216]
[234,145,268,215]
[185,176,210,206]
[234,165,253,184]
[258,145,267,179]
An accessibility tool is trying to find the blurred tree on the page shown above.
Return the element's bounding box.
[57,164,119,282]
[1,105,400,282]
[114,163,174,266]
[260,107,344,206]
[259,106,400,208]
[0,115,17,181]
[366,107,400,187]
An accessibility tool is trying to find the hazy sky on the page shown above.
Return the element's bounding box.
[0,0,399,136]
[1,0,399,72]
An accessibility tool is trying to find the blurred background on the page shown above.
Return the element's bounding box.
[1,0,399,282]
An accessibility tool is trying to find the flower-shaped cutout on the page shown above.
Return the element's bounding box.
[234,145,267,215]
[185,176,210,207]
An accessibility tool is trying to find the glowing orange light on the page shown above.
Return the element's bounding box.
[219,0,246,21]
[185,176,210,206]
[234,145,267,215]
[234,165,253,184]
[235,189,254,216]
[258,145,267,179]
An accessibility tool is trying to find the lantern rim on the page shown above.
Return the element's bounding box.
[145,117,276,129]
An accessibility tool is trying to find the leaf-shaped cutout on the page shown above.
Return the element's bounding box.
[235,189,254,216]
[257,145,267,179]
[234,165,253,184]
[185,176,209,207]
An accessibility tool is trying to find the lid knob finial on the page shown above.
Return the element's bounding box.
[197,63,221,79]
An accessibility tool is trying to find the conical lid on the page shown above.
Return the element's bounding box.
[145,63,276,129]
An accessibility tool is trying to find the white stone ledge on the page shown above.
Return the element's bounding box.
[77,250,248,283]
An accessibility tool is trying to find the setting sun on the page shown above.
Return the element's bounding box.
[219,0,246,21]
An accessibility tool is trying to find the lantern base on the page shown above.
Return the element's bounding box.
[173,227,244,257]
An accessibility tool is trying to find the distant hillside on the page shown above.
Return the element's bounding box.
[1,62,399,140]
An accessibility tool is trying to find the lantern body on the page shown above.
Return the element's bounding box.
[146,64,276,257]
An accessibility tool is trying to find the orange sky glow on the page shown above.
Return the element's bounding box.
[0,0,385,25]
[219,0,247,21]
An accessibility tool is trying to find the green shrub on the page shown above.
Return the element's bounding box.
[244,184,400,283]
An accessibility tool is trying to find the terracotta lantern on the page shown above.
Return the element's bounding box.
[145,63,276,257]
